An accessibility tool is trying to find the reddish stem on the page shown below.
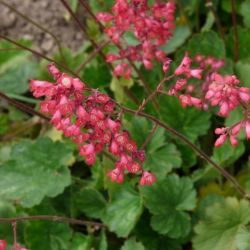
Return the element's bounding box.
[0,215,104,227]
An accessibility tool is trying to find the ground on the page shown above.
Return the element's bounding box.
[0,0,86,54]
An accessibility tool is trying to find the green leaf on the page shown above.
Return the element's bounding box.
[162,25,191,54]
[74,188,107,219]
[89,0,113,12]
[82,57,111,89]
[187,31,225,58]
[110,76,134,103]
[179,0,199,15]
[144,144,182,180]
[0,137,72,207]
[236,228,250,250]
[201,11,215,32]
[129,117,182,179]
[0,59,38,94]
[160,97,211,142]
[70,0,78,12]
[0,114,9,135]
[0,143,11,164]
[0,40,31,65]
[193,197,250,250]
[209,141,245,168]
[176,143,197,170]
[221,0,243,13]
[71,233,93,250]
[121,238,145,250]
[240,0,250,28]
[103,184,143,237]
[129,117,151,147]
[235,59,250,87]
[0,200,20,243]
[134,211,182,250]
[141,175,196,238]
[227,27,250,60]
[25,201,73,250]
[99,230,108,250]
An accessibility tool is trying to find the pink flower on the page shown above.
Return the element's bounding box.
[162,58,172,73]
[127,162,141,173]
[174,54,192,76]
[48,63,61,79]
[245,121,250,140]
[190,69,203,79]
[205,73,248,117]
[0,240,7,250]
[215,134,227,147]
[229,135,238,146]
[107,168,124,183]
[97,12,114,22]
[140,171,156,185]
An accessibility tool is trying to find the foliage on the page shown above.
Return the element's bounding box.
[0,0,250,249]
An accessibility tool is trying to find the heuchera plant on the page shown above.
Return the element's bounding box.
[1,0,250,249]
[29,0,250,187]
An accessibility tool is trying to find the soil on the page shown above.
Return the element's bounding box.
[0,0,87,54]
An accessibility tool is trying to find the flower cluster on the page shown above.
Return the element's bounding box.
[98,0,175,78]
[166,53,250,147]
[30,64,156,185]
[205,73,250,117]
[168,53,225,109]
[215,120,250,147]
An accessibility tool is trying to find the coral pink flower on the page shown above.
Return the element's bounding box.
[98,0,176,77]
[107,168,124,183]
[205,73,250,117]
[0,240,7,250]
[30,64,153,185]
[140,171,156,185]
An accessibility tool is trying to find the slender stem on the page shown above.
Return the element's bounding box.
[124,88,140,105]
[205,0,225,39]
[0,216,104,227]
[60,0,109,68]
[122,106,250,200]
[231,0,239,61]
[0,35,81,79]
[78,0,104,30]
[76,40,110,74]
[0,0,66,62]
[136,76,172,113]
[141,123,158,149]
[0,92,49,121]
[12,222,17,247]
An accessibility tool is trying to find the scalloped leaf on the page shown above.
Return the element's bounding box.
[0,137,72,207]
[141,175,196,239]
[74,188,107,219]
[121,238,145,250]
[102,185,143,237]
[193,197,250,250]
